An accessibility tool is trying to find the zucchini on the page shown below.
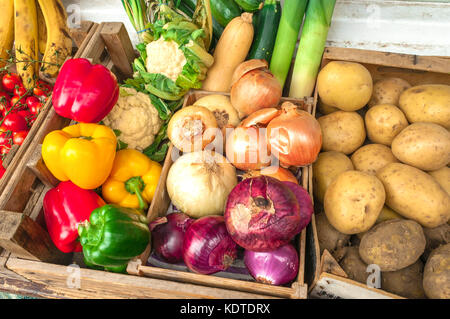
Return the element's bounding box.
[234,0,263,12]
[247,0,281,62]
[210,0,242,28]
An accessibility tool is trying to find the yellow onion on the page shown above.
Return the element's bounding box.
[230,59,282,118]
[168,106,218,153]
[267,102,322,167]
[225,108,279,171]
[243,166,299,184]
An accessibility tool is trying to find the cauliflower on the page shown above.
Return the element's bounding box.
[103,87,162,151]
[146,38,187,82]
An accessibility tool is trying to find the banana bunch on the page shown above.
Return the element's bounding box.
[0,0,72,89]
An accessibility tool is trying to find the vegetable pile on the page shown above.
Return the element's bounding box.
[313,60,450,299]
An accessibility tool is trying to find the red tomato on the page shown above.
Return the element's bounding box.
[0,132,12,155]
[13,86,27,98]
[16,110,36,127]
[13,130,29,146]
[26,96,43,115]
[33,80,52,97]
[0,92,11,114]
[1,113,28,132]
[2,73,22,93]
[9,95,27,112]
[0,164,5,179]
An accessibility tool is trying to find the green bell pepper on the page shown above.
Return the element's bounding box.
[78,204,150,273]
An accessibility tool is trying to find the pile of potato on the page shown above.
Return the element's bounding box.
[313,60,450,299]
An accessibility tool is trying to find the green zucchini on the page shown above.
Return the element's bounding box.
[181,0,224,40]
[247,0,281,62]
[210,0,242,28]
[234,0,264,12]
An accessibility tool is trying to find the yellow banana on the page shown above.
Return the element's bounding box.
[37,2,47,55]
[0,0,14,68]
[14,0,39,89]
[37,0,72,78]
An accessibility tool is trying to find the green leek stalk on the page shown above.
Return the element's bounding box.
[121,0,152,43]
[269,0,308,88]
[289,0,336,98]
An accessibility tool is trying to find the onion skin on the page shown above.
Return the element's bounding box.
[183,215,238,275]
[244,244,299,286]
[244,167,299,184]
[150,213,194,264]
[267,102,322,167]
[283,182,313,232]
[224,176,302,252]
[231,61,282,118]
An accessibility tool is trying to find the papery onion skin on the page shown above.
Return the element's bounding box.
[224,176,302,252]
[167,151,238,218]
[231,69,282,118]
[150,213,194,264]
[244,243,299,286]
[168,105,218,153]
[267,102,322,167]
[283,181,313,232]
[244,166,299,184]
[183,215,238,275]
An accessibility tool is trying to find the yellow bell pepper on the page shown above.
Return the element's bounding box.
[42,123,117,190]
[102,149,162,211]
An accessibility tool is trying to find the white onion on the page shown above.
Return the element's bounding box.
[166,151,238,218]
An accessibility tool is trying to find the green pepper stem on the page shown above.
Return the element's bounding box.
[125,176,148,211]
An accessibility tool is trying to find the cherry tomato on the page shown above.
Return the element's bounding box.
[33,80,52,97]
[0,164,5,179]
[26,96,43,115]
[9,95,28,112]
[2,73,22,93]
[1,113,28,132]
[16,110,35,127]
[0,92,11,115]
[13,130,29,146]
[0,132,13,156]
[13,86,28,98]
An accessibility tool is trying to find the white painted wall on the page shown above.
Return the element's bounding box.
[63,0,450,56]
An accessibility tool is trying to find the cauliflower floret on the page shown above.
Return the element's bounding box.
[146,38,187,82]
[103,87,162,151]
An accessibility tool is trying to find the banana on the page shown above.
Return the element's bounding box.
[37,2,48,55]
[37,0,72,78]
[14,0,39,89]
[0,0,14,68]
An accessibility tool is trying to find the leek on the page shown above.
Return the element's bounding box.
[289,0,336,98]
[269,0,308,88]
[121,0,153,43]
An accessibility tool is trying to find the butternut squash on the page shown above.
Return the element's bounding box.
[202,12,254,92]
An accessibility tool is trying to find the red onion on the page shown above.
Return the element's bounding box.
[183,215,237,274]
[283,181,314,232]
[244,244,299,286]
[224,176,302,252]
[150,213,193,264]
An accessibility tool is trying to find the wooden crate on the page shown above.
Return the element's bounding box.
[125,90,314,299]
[0,22,315,299]
[308,47,450,299]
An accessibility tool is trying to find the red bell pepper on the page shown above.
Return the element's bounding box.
[43,181,106,253]
[52,58,119,123]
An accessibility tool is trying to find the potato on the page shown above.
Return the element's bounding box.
[391,122,450,171]
[335,246,368,285]
[381,260,426,299]
[313,151,354,203]
[351,144,399,175]
[399,84,450,129]
[377,163,450,228]
[368,77,411,108]
[318,111,366,155]
[423,223,450,260]
[428,166,450,195]
[317,99,339,115]
[317,61,373,111]
[315,211,351,256]
[324,170,385,235]
[365,104,409,146]
[423,243,450,299]
[194,94,240,128]
[359,219,426,272]
[376,205,403,224]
